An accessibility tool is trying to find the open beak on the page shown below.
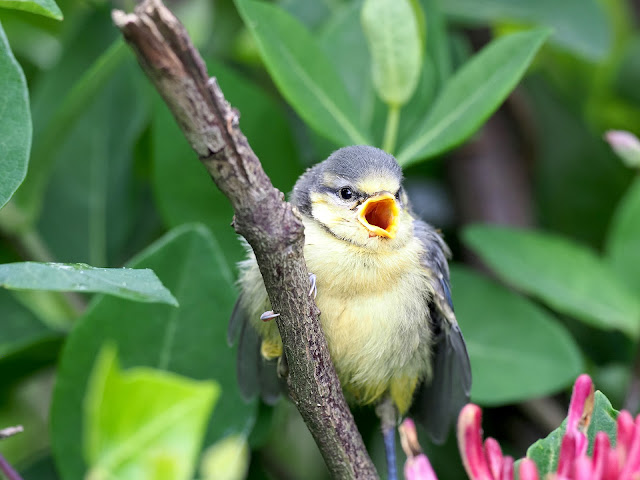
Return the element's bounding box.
[358,193,399,239]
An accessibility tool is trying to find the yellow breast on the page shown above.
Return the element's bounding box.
[302,219,435,406]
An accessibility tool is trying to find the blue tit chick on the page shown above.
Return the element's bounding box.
[229,146,471,465]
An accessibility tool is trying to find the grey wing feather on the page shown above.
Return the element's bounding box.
[229,295,284,404]
[411,220,472,444]
[412,318,471,444]
[257,358,283,405]
[235,303,260,402]
[228,296,246,346]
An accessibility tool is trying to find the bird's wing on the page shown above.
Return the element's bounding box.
[411,220,472,444]
[229,294,283,404]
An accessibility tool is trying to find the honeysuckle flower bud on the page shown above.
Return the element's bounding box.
[409,373,640,480]
[604,130,640,169]
[404,454,438,480]
[517,458,539,480]
[399,418,438,480]
[457,404,514,480]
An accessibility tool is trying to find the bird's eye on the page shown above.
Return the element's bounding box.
[395,189,401,200]
[339,187,353,200]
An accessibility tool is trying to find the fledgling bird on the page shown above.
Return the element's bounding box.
[228,145,471,478]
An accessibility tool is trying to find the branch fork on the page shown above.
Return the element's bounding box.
[112,1,378,477]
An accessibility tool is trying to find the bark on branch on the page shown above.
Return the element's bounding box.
[111,1,378,478]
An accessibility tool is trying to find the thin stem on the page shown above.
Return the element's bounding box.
[383,104,401,154]
[0,453,23,480]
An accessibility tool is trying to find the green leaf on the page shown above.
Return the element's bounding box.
[199,434,250,480]
[0,22,31,210]
[361,0,423,107]
[0,262,178,306]
[421,0,452,86]
[36,57,152,267]
[440,0,610,61]
[0,289,63,384]
[51,225,256,479]
[463,225,640,339]
[10,35,128,229]
[452,266,582,405]
[84,345,218,480]
[525,78,633,248]
[526,391,617,476]
[396,28,548,166]
[0,0,62,20]
[235,0,371,146]
[606,178,640,297]
[318,1,375,129]
[153,59,302,268]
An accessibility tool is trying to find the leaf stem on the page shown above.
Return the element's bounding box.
[0,453,23,480]
[383,104,401,154]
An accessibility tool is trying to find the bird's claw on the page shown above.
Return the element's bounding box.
[260,310,280,322]
[308,273,318,299]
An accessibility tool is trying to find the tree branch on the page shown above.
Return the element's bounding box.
[111,1,378,478]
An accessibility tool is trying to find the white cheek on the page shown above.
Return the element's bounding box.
[311,202,367,242]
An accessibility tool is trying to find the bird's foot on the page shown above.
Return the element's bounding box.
[376,398,399,480]
[308,273,318,298]
[383,425,398,480]
[260,310,280,322]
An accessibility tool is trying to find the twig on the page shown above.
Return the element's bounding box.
[0,426,23,440]
[0,454,23,480]
[0,427,24,480]
[111,1,378,478]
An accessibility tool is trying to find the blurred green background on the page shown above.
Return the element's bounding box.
[0,0,639,478]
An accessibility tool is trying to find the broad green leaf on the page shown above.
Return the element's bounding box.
[396,29,548,166]
[235,0,370,146]
[452,266,582,405]
[0,289,63,384]
[18,456,59,480]
[153,59,302,267]
[463,225,640,338]
[525,78,632,247]
[37,58,152,267]
[606,178,640,296]
[396,55,437,147]
[440,0,610,61]
[526,391,617,476]
[0,262,177,306]
[0,22,31,210]
[84,345,218,480]
[199,434,249,480]
[278,0,332,30]
[10,31,128,229]
[51,225,256,479]
[0,0,62,20]
[421,0,452,86]
[319,1,375,129]
[361,0,423,107]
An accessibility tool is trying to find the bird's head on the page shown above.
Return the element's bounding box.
[291,146,413,250]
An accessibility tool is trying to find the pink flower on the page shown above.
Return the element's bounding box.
[604,130,640,168]
[401,374,640,479]
[456,374,640,480]
[400,418,438,480]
